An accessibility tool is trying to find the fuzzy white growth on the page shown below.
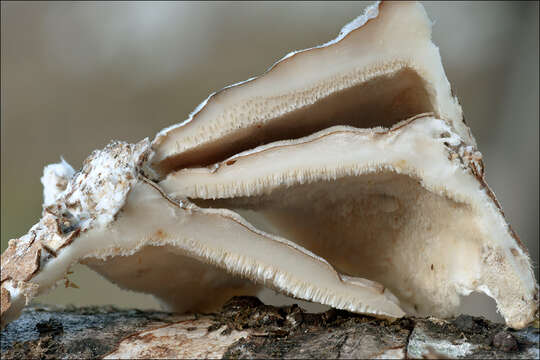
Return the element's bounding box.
[56,139,150,230]
[1,140,152,329]
[41,158,75,207]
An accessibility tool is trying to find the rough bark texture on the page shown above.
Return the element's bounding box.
[1,297,538,359]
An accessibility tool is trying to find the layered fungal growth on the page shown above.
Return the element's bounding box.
[1,1,538,330]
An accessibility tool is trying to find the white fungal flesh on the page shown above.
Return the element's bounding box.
[150,1,470,176]
[5,177,405,325]
[160,116,537,328]
[1,1,538,330]
[41,158,75,207]
[1,141,150,327]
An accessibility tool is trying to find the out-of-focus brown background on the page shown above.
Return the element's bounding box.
[1,1,538,322]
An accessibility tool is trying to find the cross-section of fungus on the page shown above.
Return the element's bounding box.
[1,1,538,330]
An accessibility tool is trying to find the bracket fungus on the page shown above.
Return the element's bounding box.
[1,1,538,331]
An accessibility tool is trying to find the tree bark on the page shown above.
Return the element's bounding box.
[1,297,538,359]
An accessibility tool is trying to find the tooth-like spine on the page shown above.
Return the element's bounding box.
[144,234,396,319]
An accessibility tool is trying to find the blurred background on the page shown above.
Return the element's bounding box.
[1,1,538,322]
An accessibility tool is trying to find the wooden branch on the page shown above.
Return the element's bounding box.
[1,297,538,359]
